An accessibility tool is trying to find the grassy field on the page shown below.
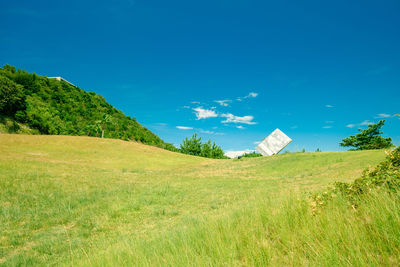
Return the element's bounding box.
[1,134,399,266]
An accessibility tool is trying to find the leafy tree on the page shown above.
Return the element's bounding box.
[99,113,112,138]
[180,134,202,156]
[340,120,393,150]
[0,75,23,116]
[180,134,226,159]
[211,142,225,159]
[200,140,213,158]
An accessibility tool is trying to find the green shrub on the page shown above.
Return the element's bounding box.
[312,146,400,211]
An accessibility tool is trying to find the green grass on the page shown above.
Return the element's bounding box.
[1,134,397,266]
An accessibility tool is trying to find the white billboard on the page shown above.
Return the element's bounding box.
[256,128,292,156]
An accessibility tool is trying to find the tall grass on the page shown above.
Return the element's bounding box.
[75,190,400,266]
[0,135,392,266]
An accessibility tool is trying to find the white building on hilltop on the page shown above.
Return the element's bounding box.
[48,76,77,87]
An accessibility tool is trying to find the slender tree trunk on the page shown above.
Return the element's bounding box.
[102,124,105,138]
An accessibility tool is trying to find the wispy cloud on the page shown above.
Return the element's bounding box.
[325,104,334,108]
[176,126,193,130]
[221,113,257,125]
[237,92,258,101]
[322,126,333,129]
[325,121,334,124]
[214,100,231,107]
[360,120,373,126]
[247,92,258,98]
[374,113,391,118]
[346,120,375,128]
[290,125,298,129]
[191,101,200,104]
[236,125,245,129]
[193,107,218,120]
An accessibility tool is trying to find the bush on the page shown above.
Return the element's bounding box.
[180,134,226,159]
[312,146,400,211]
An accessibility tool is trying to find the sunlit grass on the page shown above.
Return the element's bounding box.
[0,134,390,266]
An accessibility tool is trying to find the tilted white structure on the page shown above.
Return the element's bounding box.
[256,128,292,156]
[48,76,77,87]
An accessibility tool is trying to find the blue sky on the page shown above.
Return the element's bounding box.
[1,0,400,153]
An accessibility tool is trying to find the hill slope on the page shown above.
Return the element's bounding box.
[1,134,395,266]
[0,65,176,150]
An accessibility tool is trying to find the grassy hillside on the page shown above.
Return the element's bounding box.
[0,65,176,151]
[1,134,399,266]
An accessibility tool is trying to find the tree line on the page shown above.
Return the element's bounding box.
[0,64,229,158]
[0,64,177,151]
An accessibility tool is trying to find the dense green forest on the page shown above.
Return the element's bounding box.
[0,64,177,151]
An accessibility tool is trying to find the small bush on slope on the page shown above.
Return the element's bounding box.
[312,146,400,211]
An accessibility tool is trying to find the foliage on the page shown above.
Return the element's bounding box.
[312,146,400,211]
[0,64,177,150]
[239,151,262,158]
[340,120,393,150]
[0,75,24,116]
[180,133,226,159]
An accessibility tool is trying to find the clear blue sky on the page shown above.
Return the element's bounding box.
[1,0,399,153]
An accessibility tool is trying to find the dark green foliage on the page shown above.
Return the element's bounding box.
[240,152,262,158]
[312,146,400,210]
[335,146,400,196]
[340,120,393,150]
[180,134,202,156]
[315,148,321,152]
[0,75,24,116]
[180,134,226,159]
[0,65,175,150]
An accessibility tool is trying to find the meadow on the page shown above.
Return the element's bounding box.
[1,134,399,266]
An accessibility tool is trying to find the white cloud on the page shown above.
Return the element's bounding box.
[253,141,261,145]
[224,149,255,159]
[221,113,257,125]
[236,92,258,102]
[247,92,258,98]
[200,129,214,134]
[360,120,373,126]
[322,126,332,129]
[325,121,334,124]
[191,101,200,104]
[182,106,190,109]
[375,113,391,118]
[214,100,231,107]
[346,120,375,128]
[193,107,218,120]
[325,105,334,108]
[290,125,298,129]
[176,126,193,130]
[236,125,245,129]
